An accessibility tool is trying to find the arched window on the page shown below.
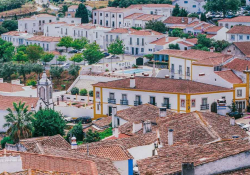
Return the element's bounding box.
[49,86,52,99]
[39,87,45,100]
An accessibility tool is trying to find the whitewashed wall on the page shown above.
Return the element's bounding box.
[113,160,129,175]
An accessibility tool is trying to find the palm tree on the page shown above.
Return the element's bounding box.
[3,101,34,143]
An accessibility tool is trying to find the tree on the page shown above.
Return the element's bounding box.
[57,55,67,65]
[144,54,154,60]
[2,20,18,31]
[3,101,34,143]
[13,51,28,63]
[32,109,66,137]
[204,0,241,17]
[179,8,188,17]
[107,39,125,56]
[17,45,27,53]
[71,87,79,95]
[84,129,101,143]
[41,53,54,66]
[0,38,15,62]
[61,5,68,15]
[17,63,33,85]
[71,37,88,50]
[145,20,167,33]
[83,43,104,65]
[70,53,84,65]
[69,65,81,79]
[75,4,89,23]
[213,40,230,52]
[1,136,14,148]
[50,66,64,83]
[172,4,180,16]
[0,62,16,80]
[0,26,8,35]
[57,36,73,52]
[32,63,43,78]
[168,28,190,38]
[169,43,180,50]
[26,45,44,63]
[188,13,199,18]
[80,88,88,96]
[200,13,206,22]
[89,90,93,97]
[66,122,84,142]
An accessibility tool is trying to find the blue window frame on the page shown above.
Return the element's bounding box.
[184,1,188,3]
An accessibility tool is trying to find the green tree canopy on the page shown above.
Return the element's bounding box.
[69,65,80,78]
[33,109,66,137]
[70,53,84,65]
[61,5,68,15]
[107,39,125,56]
[17,63,33,84]
[2,20,18,31]
[188,13,199,18]
[32,63,43,78]
[1,136,14,148]
[168,28,190,38]
[57,55,67,64]
[172,4,180,16]
[50,66,64,82]
[84,129,101,143]
[26,44,44,63]
[145,20,167,33]
[71,37,89,50]
[83,43,104,65]
[71,87,79,95]
[80,88,88,96]
[3,101,34,143]
[169,43,180,50]
[75,4,89,23]
[0,26,8,35]
[57,36,73,52]
[41,52,55,65]
[13,51,28,63]
[0,38,15,62]
[0,62,16,80]
[204,0,241,17]
[200,13,206,22]
[66,122,84,142]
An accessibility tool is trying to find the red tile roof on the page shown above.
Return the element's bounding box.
[108,28,163,36]
[104,134,131,140]
[227,26,250,34]
[150,37,179,45]
[163,16,190,24]
[0,150,99,175]
[206,34,216,38]
[193,23,211,30]
[215,70,243,84]
[186,21,200,27]
[127,4,174,9]
[93,116,112,129]
[204,26,223,32]
[68,5,79,9]
[27,36,61,42]
[78,144,133,161]
[0,95,38,110]
[219,16,250,23]
[223,58,250,72]
[185,38,198,44]
[1,31,27,36]
[233,42,250,57]
[177,41,194,47]
[0,82,24,92]
[93,77,232,94]
[134,14,163,21]
[124,13,144,19]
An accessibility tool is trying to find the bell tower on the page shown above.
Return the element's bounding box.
[37,71,53,108]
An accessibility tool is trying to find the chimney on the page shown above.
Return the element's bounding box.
[227,49,231,54]
[165,36,169,42]
[114,127,119,138]
[159,107,167,117]
[182,162,194,175]
[143,120,152,134]
[230,117,235,126]
[130,76,135,88]
[165,75,170,79]
[112,106,117,128]
[133,122,142,133]
[71,136,77,149]
[0,78,3,83]
[168,129,174,146]
[210,47,214,52]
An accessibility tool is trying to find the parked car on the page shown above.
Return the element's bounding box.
[237,123,250,131]
[103,52,110,57]
[61,63,71,69]
[74,116,92,124]
[69,50,78,53]
[228,111,243,119]
[64,116,73,122]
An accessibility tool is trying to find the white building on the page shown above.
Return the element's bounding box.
[92,76,234,119]
[247,0,250,6]
[35,0,48,5]
[218,16,250,29]
[18,14,57,34]
[226,26,250,43]
[164,16,199,30]
[172,0,206,13]
[1,31,33,46]
[25,36,61,51]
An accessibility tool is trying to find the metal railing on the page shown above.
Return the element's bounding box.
[149,102,157,106]
[134,101,142,106]
[108,98,116,104]
[162,103,171,109]
[200,104,209,110]
[120,100,128,105]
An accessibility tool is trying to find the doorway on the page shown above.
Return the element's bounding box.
[211,102,217,113]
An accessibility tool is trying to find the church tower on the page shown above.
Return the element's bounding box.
[37,71,53,108]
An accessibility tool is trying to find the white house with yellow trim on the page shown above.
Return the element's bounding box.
[92,76,234,119]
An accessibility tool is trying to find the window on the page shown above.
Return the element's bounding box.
[94,20,97,24]
[49,87,52,99]
[150,96,156,105]
[117,118,120,126]
[112,14,115,18]
[122,94,127,100]
[96,32,98,38]
[179,65,182,75]
[106,35,108,42]
[97,104,100,111]
[237,89,242,97]
[130,37,132,45]
[137,38,139,45]
[184,1,188,3]
[33,23,36,27]
[106,14,108,17]
[247,36,250,40]
[100,13,102,16]
[202,98,207,105]
[119,14,121,18]
[239,35,243,40]
[106,20,108,26]
[193,5,196,8]
[100,20,102,25]
[187,67,190,76]
[171,64,174,73]
[150,11,153,14]
[163,98,169,105]
[141,48,144,52]
[43,20,45,24]
[191,99,196,107]
[109,93,115,99]
[181,99,185,107]
[96,91,100,98]
[142,38,144,46]
[112,21,115,27]
[231,35,235,40]
[110,35,113,42]
[49,20,52,23]
[119,22,121,27]
[94,13,96,16]
[39,87,45,100]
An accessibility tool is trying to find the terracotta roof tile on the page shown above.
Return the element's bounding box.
[163,16,189,24]
[223,58,250,72]
[124,13,144,19]
[0,82,24,92]
[0,95,38,110]
[185,38,198,44]
[227,26,250,34]
[215,70,243,84]
[68,5,79,9]
[93,116,112,129]
[134,14,163,21]
[233,42,250,57]
[206,34,216,38]
[150,37,179,45]
[1,31,26,36]
[177,41,194,47]
[94,77,232,94]
[219,16,250,23]
[27,36,61,42]
[193,23,211,30]
[104,134,131,140]
[127,4,174,9]
[186,21,200,27]
[108,28,163,36]
[204,26,223,32]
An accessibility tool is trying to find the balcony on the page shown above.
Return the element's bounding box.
[162,103,171,109]
[120,100,128,105]
[200,104,209,110]
[178,70,182,75]
[171,69,175,74]
[108,98,116,104]
[134,101,142,106]
[186,72,190,76]
[149,102,157,106]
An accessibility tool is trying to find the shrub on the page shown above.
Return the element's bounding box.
[132,64,138,68]
[26,79,37,86]
[105,69,109,72]
[99,127,112,139]
[66,122,84,142]
[80,88,88,96]
[61,84,66,90]
[1,136,14,149]
[89,90,93,97]
[71,87,79,95]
